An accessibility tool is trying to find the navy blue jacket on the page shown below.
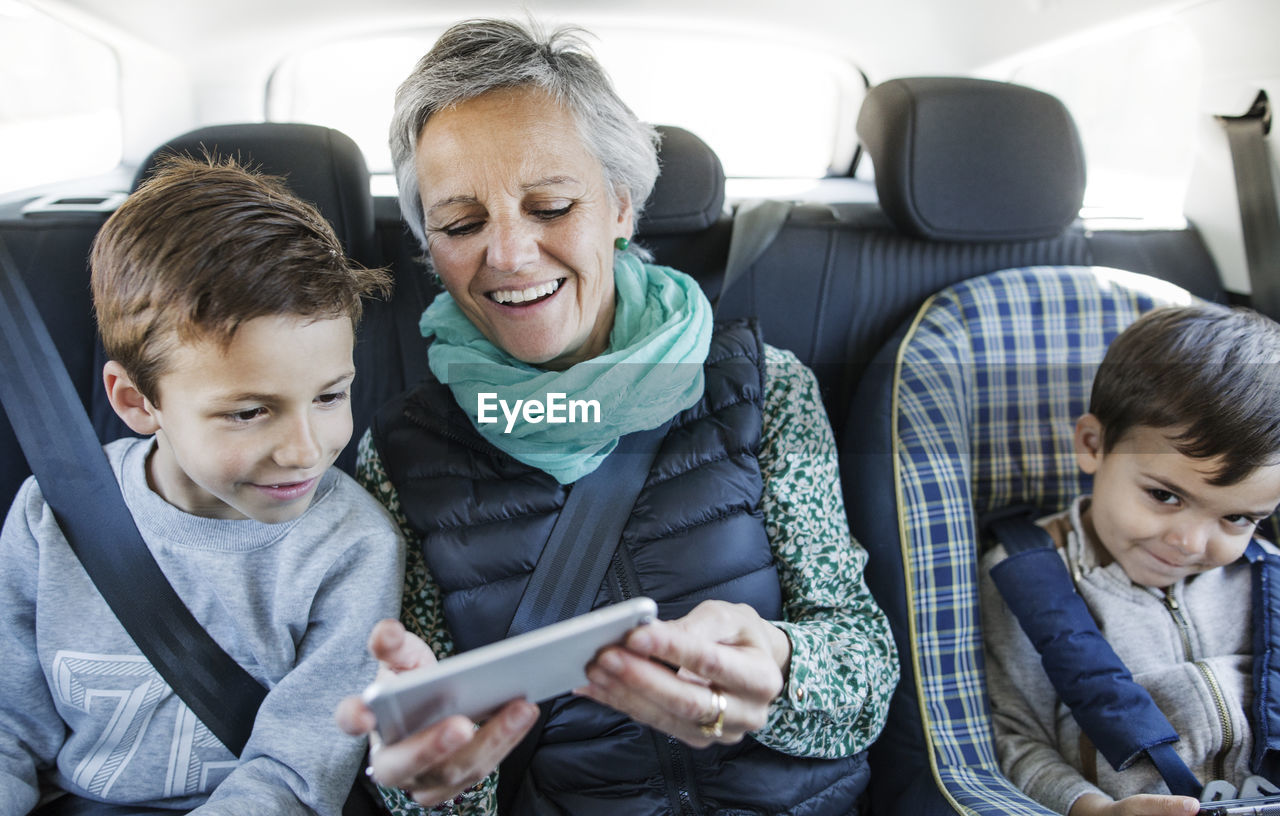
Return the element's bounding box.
[373,323,868,815]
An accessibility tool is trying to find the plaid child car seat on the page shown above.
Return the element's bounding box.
[845,265,1197,815]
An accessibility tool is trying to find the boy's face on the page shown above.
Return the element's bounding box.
[1075,415,1280,588]
[143,315,355,523]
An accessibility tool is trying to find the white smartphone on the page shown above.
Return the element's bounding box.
[363,596,659,744]
[1198,797,1280,815]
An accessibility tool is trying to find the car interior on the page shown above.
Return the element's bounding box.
[2,0,1278,813]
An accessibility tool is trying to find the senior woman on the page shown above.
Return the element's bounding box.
[337,18,898,815]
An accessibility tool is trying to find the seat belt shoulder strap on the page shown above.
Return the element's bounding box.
[1218,91,1280,320]
[1248,540,1280,771]
[0,240,266,756]
[715,199,794,314]
[497,421,669,810]
[987,511,1201,797]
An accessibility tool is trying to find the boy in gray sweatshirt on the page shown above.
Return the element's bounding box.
[0,156,404,815]
[982,304,1280,816]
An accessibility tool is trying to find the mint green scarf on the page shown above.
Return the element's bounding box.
[420,253,713,484]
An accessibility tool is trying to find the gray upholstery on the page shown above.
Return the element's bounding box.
[856,77,1086,242]
[639,125,726,234]
[634,125,733,294]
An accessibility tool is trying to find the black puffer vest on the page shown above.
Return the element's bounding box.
[373,322,868,815]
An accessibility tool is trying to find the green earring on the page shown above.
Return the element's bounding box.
[614,236,630,252]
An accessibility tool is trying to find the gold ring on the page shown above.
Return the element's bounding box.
[698,688,727,738]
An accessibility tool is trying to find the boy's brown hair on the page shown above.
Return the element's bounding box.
[1090,303,1280,485]
[90,154,391,404]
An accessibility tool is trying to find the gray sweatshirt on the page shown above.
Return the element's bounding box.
[981,495,1263,814]
[0,437,404,815]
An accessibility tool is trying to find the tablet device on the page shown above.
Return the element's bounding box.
[363,596,659,744]
[1198,796,1280,815]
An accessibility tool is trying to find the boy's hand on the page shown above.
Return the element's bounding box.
[365,617,437,674]
[334,619,539,807]
[1069,792,1201,816]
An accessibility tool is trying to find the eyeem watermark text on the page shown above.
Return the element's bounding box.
[477,392,602,433]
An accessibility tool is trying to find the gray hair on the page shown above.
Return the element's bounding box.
[390,18,661,253]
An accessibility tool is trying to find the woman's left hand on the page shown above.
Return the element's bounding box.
[576,600,791,748]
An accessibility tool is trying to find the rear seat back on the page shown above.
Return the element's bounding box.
[0,122,730,510]
[0,214,106,507]
[716,77,1224,434]
[0,81,1225,511]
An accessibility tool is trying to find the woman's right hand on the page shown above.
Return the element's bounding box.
[1068,792,1200,816]
[334,619,540,807]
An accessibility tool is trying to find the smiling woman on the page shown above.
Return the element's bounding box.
[415,86,628,370]
[334,16,897,816]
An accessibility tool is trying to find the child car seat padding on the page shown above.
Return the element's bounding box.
[989,511,1280,795]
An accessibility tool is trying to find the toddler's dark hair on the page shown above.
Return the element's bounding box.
[1091,304,1280,485]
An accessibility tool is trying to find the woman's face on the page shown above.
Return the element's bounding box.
[414,86,633,370]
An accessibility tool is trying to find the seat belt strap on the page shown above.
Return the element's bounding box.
[1247,540,1280,770]
[1147,742,1205,799]
[1218,91,1280,321]
[506,422,669,637]
[497,421,668,809]
[0,240,266,756]
[988,512,1202,798]
[715,198,794,314]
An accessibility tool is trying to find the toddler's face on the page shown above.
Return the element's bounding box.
[1075,417,1280,588]
[143,315,355,523]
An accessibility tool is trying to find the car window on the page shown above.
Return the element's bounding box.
[982,18,1200,221]
[266,26,863,181]
[0,1,120,194]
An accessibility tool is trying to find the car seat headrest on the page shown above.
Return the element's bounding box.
[637,125,726,236]
[856,77,1086,242]
[131,123,378,267]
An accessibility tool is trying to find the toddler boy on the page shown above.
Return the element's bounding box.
[982,304,1280,816]
[0,156,404,814]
